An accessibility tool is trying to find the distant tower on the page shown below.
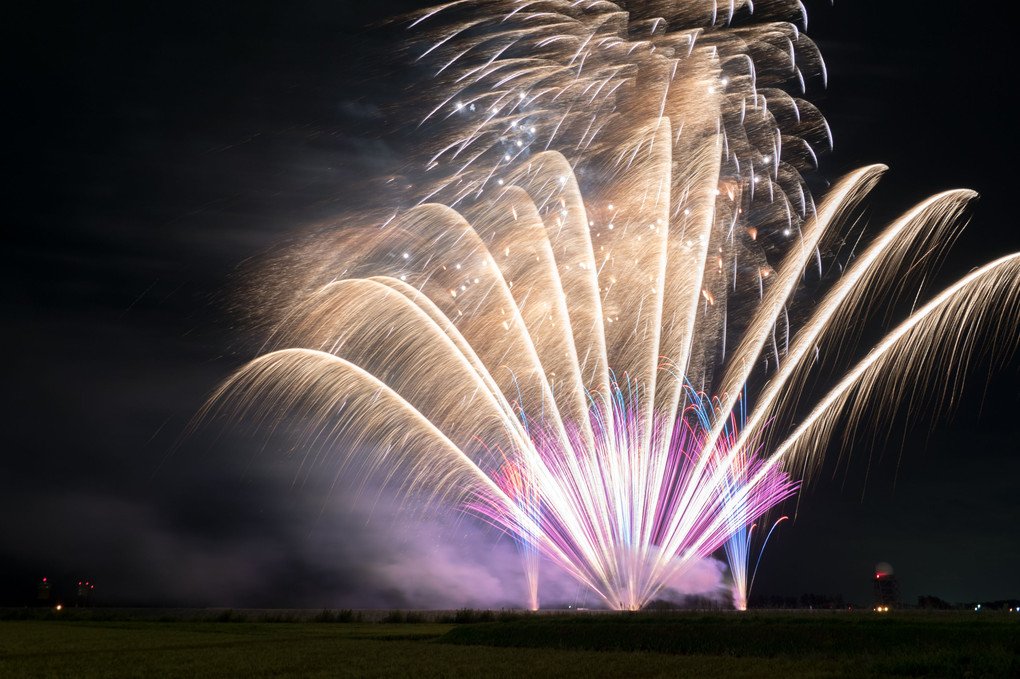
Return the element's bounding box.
[76,580,95,607]
[37,577,51,605]
[873,562,900,608]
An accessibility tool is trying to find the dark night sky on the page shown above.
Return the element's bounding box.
[4,1,1018,609]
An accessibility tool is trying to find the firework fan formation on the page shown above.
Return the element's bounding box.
[204,1,1020,610]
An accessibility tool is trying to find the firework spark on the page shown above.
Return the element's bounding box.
[202,1,1020,610]
[725,515,789,612]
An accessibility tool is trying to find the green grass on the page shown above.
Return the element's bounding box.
[0,612,1017,678]
[442,611,1016,651]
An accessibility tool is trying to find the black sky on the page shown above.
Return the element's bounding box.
[4,1,1018,609]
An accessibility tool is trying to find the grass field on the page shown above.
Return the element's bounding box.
[0,611,1016,678]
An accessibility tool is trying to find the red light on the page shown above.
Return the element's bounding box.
[42,578,47,582]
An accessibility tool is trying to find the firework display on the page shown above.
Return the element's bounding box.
[203,1,1020,610]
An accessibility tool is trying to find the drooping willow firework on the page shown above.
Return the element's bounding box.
[203,1,1020,610]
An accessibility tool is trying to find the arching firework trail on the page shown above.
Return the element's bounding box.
[202,1,1020,610]
[725,515,788,612]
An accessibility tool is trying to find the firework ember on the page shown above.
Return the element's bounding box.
[201,1,1020,610]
